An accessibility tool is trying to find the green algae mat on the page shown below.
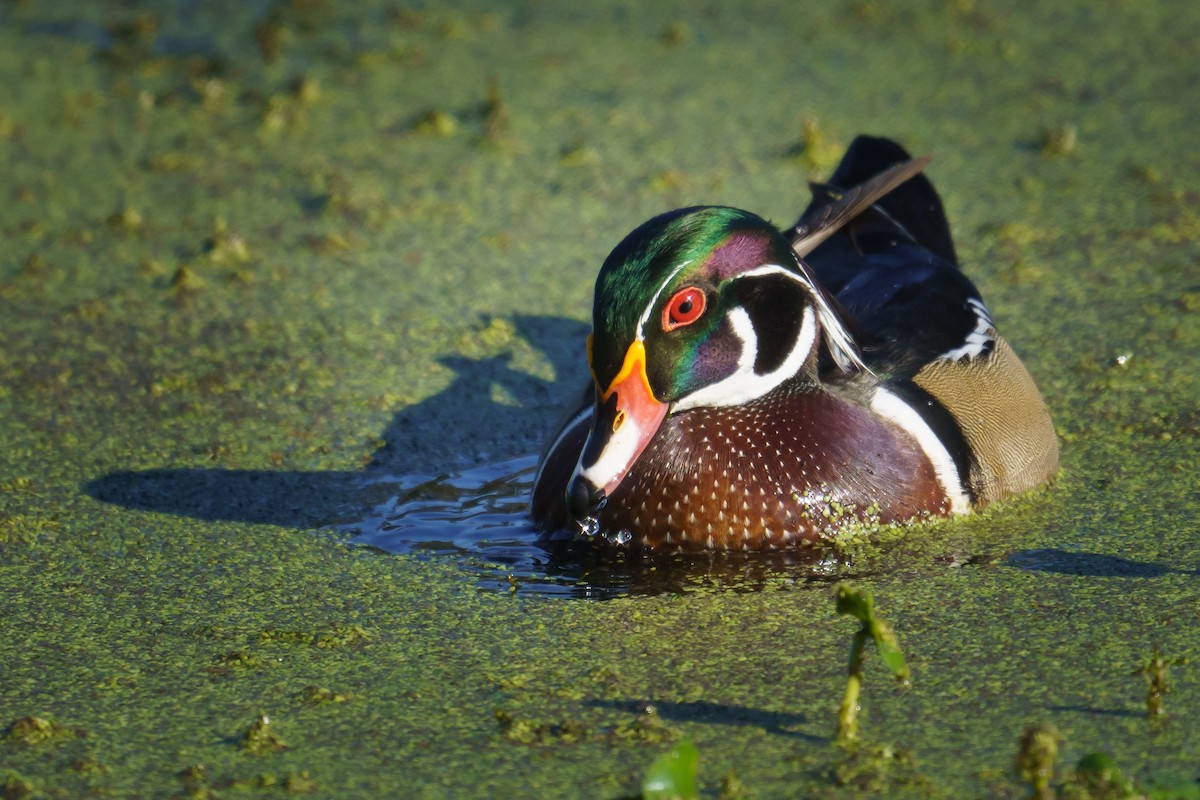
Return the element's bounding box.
[3,1,1199,797]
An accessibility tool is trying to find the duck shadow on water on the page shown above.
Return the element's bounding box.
[85,314,864,598]
[86,316,566,566]
[87,315,582,525]
[585,699,825,743]
[1003,548,1197,579]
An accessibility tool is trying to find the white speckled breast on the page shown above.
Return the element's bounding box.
[597,383,950,551]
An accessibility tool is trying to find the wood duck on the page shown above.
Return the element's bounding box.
[530,135,1058,551]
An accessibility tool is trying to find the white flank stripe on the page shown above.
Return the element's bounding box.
[870,387,971,514]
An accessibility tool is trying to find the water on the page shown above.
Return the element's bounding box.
[335,455,871,598]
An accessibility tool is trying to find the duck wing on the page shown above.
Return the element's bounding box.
[794,135,989,374]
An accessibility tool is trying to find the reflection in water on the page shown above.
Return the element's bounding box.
[335,456,869,599]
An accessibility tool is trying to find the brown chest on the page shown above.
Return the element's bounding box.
[598,390,949,550]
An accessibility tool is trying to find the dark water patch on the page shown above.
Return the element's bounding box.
[335,455,872,599]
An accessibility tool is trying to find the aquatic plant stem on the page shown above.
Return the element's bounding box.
[838,629,869,743]
[1014,723,1059,800]
[834,585,909,744]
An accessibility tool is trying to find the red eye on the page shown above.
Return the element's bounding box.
[662,287,706,331]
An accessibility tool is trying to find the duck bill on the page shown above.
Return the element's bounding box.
[566,340,669,524]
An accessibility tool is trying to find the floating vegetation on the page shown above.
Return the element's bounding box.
[181,762,317,795]
[3,2,1197,797]
[717,770,749,798]
[1062,752,1137,799]
[100,13,160,68]
[205,649,269,677]
[1039,124,1078,157]
[559,136,599,167]
[608,705,678,745]
[254,11,286,62]
[147,151,200,173]
[313,624,373,649]
[193,77,228,112]
[205,219,251,264]
[178,764,213,798]
[786,117,843,175]
[292,75,321,105]
[3,715,78,746]
[411,109,458,137]
[0,512,57,545]
[70,757,108,774]
[829,742,926,794]
[284,771,318,793]
[169,265,203,293]
[1006,729,1196,800]
[493,709,588,746]
[481,78,509,144]
[19,253,44,278]
[301,685,355,706]
[492,703,677,750]
[106,205,143,232]
[661,21,691,47]
[239,715,288,755]
[2,772,35,799]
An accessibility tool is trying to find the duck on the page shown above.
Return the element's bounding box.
[530,135,1058,551]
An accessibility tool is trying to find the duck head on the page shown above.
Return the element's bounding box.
[566,206,864,527]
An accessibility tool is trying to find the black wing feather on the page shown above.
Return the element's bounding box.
[798,136,985,374]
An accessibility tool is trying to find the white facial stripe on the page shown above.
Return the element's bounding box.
[572,259,692,499]
[576,414,647,490]
[940,298,995,361]
[672,305,816,412]
[735,264,867,374]
[534,404,592,490]
[870,387,971,514]
[636,260,692,340]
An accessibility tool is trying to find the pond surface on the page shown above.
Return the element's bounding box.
[2,1,1199,797]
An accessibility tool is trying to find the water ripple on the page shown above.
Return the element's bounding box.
[335,456,869,599]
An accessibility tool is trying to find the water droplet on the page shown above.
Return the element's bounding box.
[611,529,633,545]
[577,516,600,538]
